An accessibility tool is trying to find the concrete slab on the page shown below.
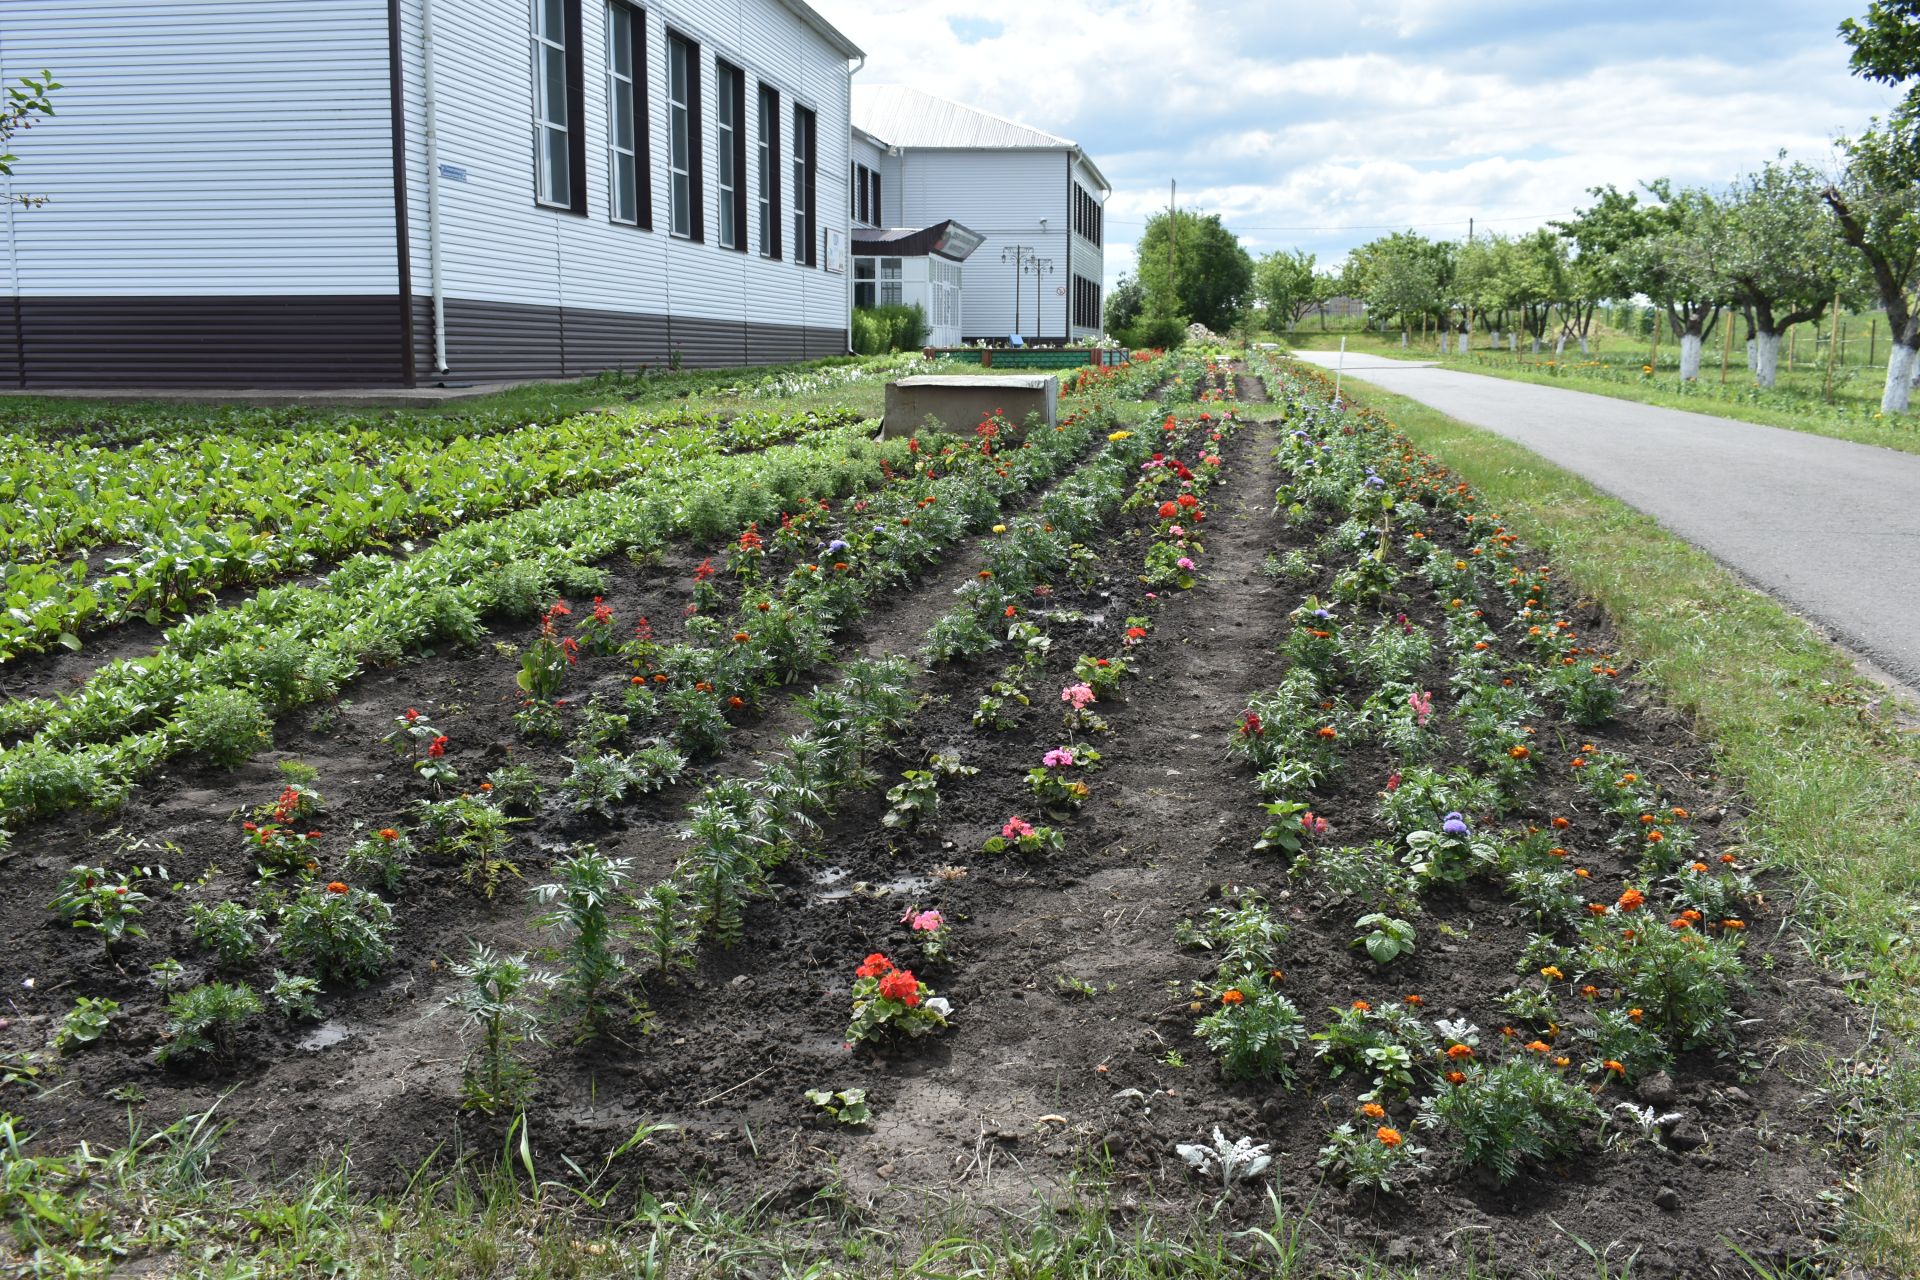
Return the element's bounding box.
[883,374,1057,438]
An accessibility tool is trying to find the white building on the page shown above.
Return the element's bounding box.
[850,86,1108,346]
[0,0,861,387]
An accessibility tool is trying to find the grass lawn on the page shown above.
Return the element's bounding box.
[1285,325,1920,459]
[1329,366,1920,1278]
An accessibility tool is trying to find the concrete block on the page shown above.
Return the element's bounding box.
[882,374,1058,438]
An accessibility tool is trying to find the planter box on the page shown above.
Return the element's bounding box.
[883,374,1058,438]
[926,348,1130,370]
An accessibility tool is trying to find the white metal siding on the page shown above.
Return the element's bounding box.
[897,148,1067,341]
[396,0,851,354]
[0,0,397,296]
[1069,155,1105,338]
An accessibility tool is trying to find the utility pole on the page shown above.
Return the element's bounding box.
[1169,180,1177,302]
[1001,244,1033,337]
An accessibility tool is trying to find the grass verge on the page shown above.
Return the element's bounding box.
[1288,330,1920,459]
[1330,370,1920,1278]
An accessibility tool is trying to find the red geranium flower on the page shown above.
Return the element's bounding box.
[855,953,893,979]
[877,969,921,1007]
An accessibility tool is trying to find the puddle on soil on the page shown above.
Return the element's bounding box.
[297,1021,357,1051]
[811,865,934,902]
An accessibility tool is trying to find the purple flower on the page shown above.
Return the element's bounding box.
[825,539,849,553]
[1441,812,1470,836]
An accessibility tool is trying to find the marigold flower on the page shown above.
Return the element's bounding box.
[378,828,399,840]
[1587,902,1609,916]
[1376,1127,1404,1147]
[1540,966,1563,981]
[1721,919,1746,930]
[1403,994,1423,1006]
[1360,1102,1386,1120]
[1551,816,1570,829]
[1220,989,1245,1006]
[1351,999,1372,1012]
[1616,887,1645,913]
[1446,1044,1475,1060]
[1445,1070,1467,1084]
[1526,1040,1551,1054]
[1317,725,1337,739]
[325,881,349,895]
[1549,846,1568,859]
[1627,1008,1644,1023]
[1603,1059,1626,1076]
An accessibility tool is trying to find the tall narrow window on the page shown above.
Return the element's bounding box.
[605,2,649,227]
[870,169,882,226]
[532,0,584,210]
[715,59,745,250]
[792,105,816,266]
[667,32,703,240]
[757,83,781,259]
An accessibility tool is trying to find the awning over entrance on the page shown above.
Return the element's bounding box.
[851,220,984,262]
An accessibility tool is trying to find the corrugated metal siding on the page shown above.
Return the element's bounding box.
[0,301,20,387]
[1,1,398,297]
[17,296,406,387]
[398,0,852,378]
[897,149,1066,341]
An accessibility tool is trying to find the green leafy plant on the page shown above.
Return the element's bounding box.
[186,900,268,970]
[343,826,416,893]
[804,1087,872,1125]
[532,846,633,1035]
[50,863,163,954]
[1194,979,1306,1083]
[1355,913,1417,965]
[483,764,543,814]
[415,794,524,897]
[1312,1001,1438,1097]
[156,982,262,1066]
[52,997,119,1055]
[447,941,551,1113]
[981,815,1065,855]
[268,970,323,1022]
[279,885,395,986]
[1418,1058,1601,1183]
[1317,1110,1428,1195]
[174,687,272,769]
[631,880,698,978]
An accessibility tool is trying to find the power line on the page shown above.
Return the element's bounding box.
[1103,211,1562,232]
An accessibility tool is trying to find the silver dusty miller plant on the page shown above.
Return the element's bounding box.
[1175,1127,1273,1193]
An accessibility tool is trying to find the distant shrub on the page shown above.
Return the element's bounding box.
[852,304,928,354]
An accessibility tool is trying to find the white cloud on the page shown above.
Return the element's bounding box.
[812,0,1899,289]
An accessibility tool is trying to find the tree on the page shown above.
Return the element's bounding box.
[1506,229,1570,353]
[1621,182,1725,381]
[1552,185,1655,354]
[1717,158,1855,388]
[1254,249,1336,333]
[1104,273,1146,336]
[1841,1,1920,122]
[1348,232,1444,348]
[1132,210,1256,334]
[1,71,59,207]
[1824,120,1920,411]
[1457,234,1519,348]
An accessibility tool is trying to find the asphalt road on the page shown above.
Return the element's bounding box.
[1289,350,1920,690]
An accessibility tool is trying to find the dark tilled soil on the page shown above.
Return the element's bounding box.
[0,376,1860,1277]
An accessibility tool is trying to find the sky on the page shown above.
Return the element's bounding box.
[806,0,1901,291]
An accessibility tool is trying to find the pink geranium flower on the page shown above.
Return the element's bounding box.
[1043,748,1076,768]
[1002,816,1034,839]
[1061,683,1096,710]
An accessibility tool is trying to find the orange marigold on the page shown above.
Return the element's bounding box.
[1376,1126,1404,1147]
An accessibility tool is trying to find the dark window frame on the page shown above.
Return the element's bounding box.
[758,82,782,259]
[715,56,746,251]
[793,104,817,267]
[604,0,651,229]
[532,0,588,214]
[666,29,704,242]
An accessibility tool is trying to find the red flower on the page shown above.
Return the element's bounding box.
[1157,502,1178,519]
[855,953,894,979]
[428,735,448,758]
[325,881,349,894]
[378,828,399,841]
[1176,493,1198,508]
[877,969,921,1007]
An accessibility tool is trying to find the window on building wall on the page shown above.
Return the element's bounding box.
[604,2,648,227]
[758,83,781,259]
[849,162,881,226]
[854,257,876,308]
[870,169,882,225]
[666,31,703,240]
[532,0,584,211]
[716,59,745,250]
[879,257,902,306]
[792,105,817,265]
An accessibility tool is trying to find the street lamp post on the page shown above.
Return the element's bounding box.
[1001,244,1034,338]
[1024,255,1055,343]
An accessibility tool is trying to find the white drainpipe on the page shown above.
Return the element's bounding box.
[421,0,448,374]
[846,52,865,356]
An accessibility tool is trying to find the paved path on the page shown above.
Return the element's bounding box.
[1291,351,1920,690]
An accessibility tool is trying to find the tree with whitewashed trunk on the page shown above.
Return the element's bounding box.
[1506,228,1569,354]
[1457,234,1518,355]
[1554,185,1650,356]
[1718,159,1856,390]
[1350,231,1447,349]
[1622,182,1724,382]
[1824,121,1920,413]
